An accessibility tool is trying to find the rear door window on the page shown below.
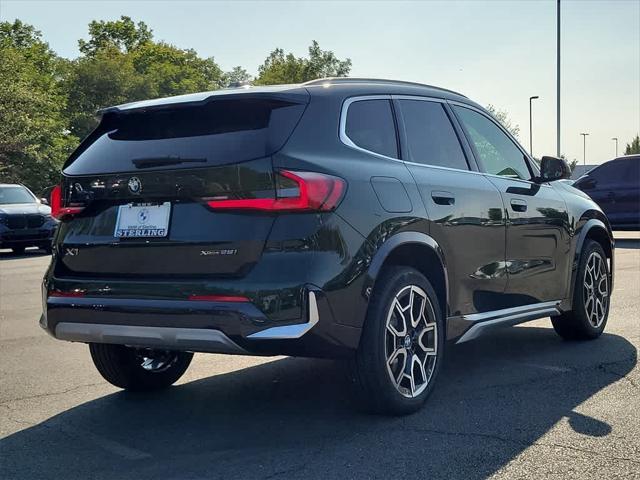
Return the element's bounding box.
[398,100,468,170]
[344,99,398,159]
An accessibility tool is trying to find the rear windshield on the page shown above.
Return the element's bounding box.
[64,97,307,175]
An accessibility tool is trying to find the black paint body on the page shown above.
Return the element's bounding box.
[41,80,614,357]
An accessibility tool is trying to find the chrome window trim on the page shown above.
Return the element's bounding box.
[339,94,479,176]
[339,95,399,162]
[338,95,551,186]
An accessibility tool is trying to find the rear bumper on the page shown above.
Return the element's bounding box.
[41,290,360,358]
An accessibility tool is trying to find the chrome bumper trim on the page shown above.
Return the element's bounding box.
[54,323,248,354]
[248,290,319,340]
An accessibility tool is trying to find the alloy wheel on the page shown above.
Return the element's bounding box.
[583,251,608,328]
[384,285,438,398]
[135,349,180,373]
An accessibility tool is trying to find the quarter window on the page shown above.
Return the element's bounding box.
[398,100,468,170]
[345,99,398,159]
[454,106,531,180]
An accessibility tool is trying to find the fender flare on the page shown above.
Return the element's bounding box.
[363,231,449,309]
[566,217,614,310]
[574,218,613,261]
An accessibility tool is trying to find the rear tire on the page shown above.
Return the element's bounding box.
[551,239,610,340]
[352,266,444,415]
[89,343,193,391]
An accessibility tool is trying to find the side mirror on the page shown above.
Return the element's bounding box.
[538,156,571,182]
[40,198,49,205]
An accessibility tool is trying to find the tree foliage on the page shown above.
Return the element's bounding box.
[624,135,640,155]
[254,40,351,85]
[78,16,152,56]
[224,66,252,86]
[0,20,77,192]
[1,21,353,193]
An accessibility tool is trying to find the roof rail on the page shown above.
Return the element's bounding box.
[302,77,467,98]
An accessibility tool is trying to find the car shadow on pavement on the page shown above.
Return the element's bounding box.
[1,326,636,479]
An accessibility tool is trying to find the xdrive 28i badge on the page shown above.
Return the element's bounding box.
[127,177,142,194]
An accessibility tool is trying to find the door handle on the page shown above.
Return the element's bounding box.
[510,198,527,212]
[431,191,455,206]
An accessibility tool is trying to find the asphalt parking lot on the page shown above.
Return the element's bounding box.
[1,235,638,480]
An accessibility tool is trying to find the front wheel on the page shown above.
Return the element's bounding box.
[551,239,610,340]
[352,266,444,415]
[89,343,193,391]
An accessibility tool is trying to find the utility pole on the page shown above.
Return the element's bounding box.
[580,133,589,166]
[529,96,539,157]
[557,0,561,157]
[612,137,618,157]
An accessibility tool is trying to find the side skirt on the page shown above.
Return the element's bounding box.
[449,301,562,344]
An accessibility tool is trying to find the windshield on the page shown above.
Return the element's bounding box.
[0,186,36,205]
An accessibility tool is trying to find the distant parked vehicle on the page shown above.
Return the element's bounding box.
[574,155,640,230]
[0,184,58,253]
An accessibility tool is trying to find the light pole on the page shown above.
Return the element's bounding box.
[612,137,618,157]
[580,133,589,166]
[557,0,561,157]
[529,96,539,157]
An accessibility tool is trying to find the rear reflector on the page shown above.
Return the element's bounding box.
[48,290,85,298]
[51,184,84,220]
[188,294,250,303]
[206,170,345,212]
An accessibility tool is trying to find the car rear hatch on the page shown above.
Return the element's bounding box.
[54,88,310,278]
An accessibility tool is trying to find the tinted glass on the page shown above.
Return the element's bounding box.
[454,106,530,179]
[64,98,306,175]
[0,186,35,204]
[399,100,468,170]
[345,99,398,158]
[593,159,639,185]
[624,159,640,186]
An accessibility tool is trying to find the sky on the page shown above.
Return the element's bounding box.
[1,0,639,165]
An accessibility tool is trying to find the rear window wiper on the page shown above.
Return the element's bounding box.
[132,156,207,169]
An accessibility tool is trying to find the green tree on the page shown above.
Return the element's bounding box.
[485,104,520,139]
[0,20,77,193]
[254,40,351,85]
[224,66,252,86]
[78,16,152,56]
[624,134,640,155]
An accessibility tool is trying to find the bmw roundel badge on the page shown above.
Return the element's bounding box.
[128,177,142,194]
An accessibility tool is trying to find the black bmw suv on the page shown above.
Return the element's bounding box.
[41,78,614,414]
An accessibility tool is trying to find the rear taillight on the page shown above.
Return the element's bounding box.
[51,184,84,220]
[206,170,346,212]
[188,294,250,302]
